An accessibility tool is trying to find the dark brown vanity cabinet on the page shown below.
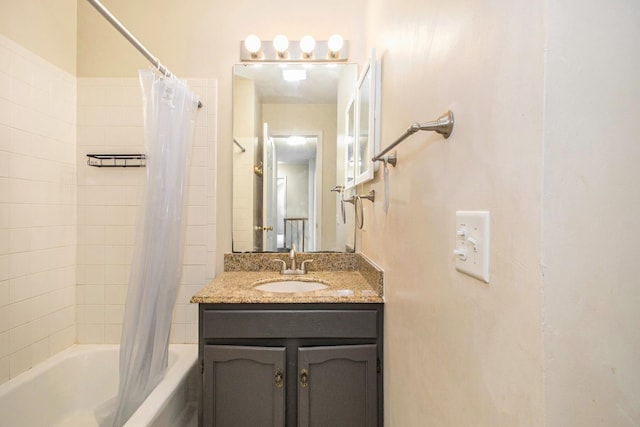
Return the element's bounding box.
[198,303,384,427]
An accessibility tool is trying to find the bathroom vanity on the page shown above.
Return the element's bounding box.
[191,253,384,427]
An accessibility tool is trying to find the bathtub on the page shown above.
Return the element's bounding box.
[0,344,198,427]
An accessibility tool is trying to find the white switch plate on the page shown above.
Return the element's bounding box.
[454,211,490,283]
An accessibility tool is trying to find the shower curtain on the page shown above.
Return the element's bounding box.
[99,70,199,427]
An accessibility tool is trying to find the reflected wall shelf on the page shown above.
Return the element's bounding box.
[86,154,147,168]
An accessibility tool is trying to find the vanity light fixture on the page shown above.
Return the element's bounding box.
[240,35,348,62]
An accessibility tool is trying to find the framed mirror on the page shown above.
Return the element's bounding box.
[354,49,381,186]
[232,63,358,252]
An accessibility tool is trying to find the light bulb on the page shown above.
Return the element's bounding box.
[299,36,316,54]
[273,34,289,53]
[328,34,344,52]
[244,35,261,53]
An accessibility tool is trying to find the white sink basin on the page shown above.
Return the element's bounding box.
[254,280,328,293]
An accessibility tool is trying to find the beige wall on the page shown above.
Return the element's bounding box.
[362,0,545,425]
[0,0,77,74]
[543,1,640,425]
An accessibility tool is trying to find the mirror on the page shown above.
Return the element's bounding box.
[232,63,358,252]
[354,49,381,185]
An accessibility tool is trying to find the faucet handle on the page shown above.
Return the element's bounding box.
[300,259,314,273]
[272,259,287,273]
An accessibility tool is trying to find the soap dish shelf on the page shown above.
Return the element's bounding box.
[86,154,146,168]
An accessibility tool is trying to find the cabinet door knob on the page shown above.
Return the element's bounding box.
[300,368,309,388]
[275,368,284,388]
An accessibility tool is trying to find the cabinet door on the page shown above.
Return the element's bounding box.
[298,344,377,427]
[203,345,285,427]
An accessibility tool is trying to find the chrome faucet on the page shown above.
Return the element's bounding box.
[272,246,313,275]
[289,247,297,271]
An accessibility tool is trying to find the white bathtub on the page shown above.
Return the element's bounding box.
[0,344,198,427]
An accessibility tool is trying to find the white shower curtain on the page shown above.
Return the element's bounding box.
[99,70,199,427]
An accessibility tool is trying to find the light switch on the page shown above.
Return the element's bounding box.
[454,211,490,283]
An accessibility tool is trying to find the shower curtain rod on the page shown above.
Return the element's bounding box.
[85,0,203,109]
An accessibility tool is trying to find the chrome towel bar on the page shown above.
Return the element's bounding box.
[372,110,454,167]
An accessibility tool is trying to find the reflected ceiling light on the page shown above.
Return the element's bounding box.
[287,136,306,146]
[282,69,307,82]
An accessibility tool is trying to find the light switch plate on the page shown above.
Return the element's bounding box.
[454,211,490,283]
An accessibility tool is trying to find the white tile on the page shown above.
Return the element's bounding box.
[105,264,129,285]
[50,306,73,333]
[10,321,31,351]
[186,185,207,206]
[184,324,198,344]
[85,305,104,324]
[104,245,133,265]
[0,355,9,383]
[188,166,207,186]
[0,331,9,357]
[50,325,74,353]
[105,305,124,324]
[0,305,8,333]
[104,285,127,305]
[185,225,207,246]
[9,252,28,279]
[183,245,207,265]
[31,315,51,343]
[9,227,31,253]
[30,271,51,297]
[77,323,104,344]
[81,265,105,285]
[105,324,121,343]
[169,323,185,344]
[0,280,9,306]
[31,337,50,366]
[10,345,31,378]
[82,284,104,304]
[50,286,73,311]
[9,275,31,303]
[181,266,207,287]
[172,304,186,324]
[31,294,50,320]
[187,206,207,226]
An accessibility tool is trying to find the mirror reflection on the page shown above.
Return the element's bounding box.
[232,63,357,252]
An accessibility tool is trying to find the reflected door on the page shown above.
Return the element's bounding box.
[263,122,277,251]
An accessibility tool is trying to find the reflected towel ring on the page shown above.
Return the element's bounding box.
[354,195,364,229]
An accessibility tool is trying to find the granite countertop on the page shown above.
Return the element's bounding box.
[190,253,384,304]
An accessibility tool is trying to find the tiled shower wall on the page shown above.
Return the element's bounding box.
[76,77,217,345]
[0,34,77,382]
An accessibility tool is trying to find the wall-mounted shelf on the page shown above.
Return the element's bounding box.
[86,154,146,168]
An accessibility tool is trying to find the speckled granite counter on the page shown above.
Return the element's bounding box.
[190,253,384,304]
